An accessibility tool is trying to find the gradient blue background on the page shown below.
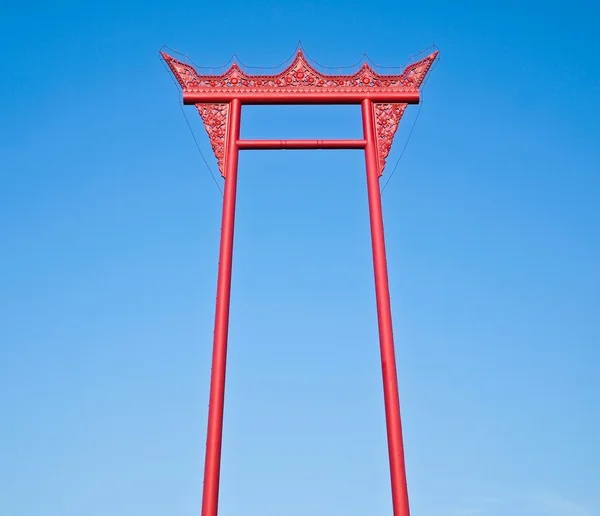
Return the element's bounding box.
[1,1,598,515]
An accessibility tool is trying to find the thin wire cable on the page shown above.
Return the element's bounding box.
[162,44,439,77]
[380,102,423,193]
[303,44,438,75]
[162,45,295,75]
[381,54,440,193]
[160,54,223,196]
[178,102,223,195]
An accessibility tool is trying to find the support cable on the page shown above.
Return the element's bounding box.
[160,55,223,196]
[381,54,440,193]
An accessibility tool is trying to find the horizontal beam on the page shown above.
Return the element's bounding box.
[236,139,367,150]
[183,91,420,105]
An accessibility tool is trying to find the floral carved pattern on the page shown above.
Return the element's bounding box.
[374,103,408,176]
[196,103,229,177]
[161,49,437,95]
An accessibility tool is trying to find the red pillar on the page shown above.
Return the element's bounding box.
[201,98,242,516]
[362,99,411,516]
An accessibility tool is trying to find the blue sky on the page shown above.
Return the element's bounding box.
[1,1,599,515]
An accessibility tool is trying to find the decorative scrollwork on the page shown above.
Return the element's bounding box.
[196,103,229,177]
[162,49,437,95]
[374,104,408,176]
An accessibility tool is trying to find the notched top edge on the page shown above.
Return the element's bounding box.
[160,49,438,94]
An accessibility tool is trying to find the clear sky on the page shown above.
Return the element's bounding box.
[1,1,598,515]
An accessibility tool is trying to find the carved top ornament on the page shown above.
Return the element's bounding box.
[161,49,437,96]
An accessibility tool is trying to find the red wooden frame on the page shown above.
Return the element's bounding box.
[162,48,438,516]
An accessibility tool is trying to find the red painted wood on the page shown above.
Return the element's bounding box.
[236,139,367,149]
[363,99,410,516]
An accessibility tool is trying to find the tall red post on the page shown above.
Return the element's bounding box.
[362,99,410,516]
[202,98,241,516]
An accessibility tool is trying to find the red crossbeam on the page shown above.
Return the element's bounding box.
[236,139,367,150]
[183,91,420,105]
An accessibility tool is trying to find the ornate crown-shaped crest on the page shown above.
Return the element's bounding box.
[162,49,436,96]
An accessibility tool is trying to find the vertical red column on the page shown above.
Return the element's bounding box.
[201,98,242,516]
[361,99,411,516]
